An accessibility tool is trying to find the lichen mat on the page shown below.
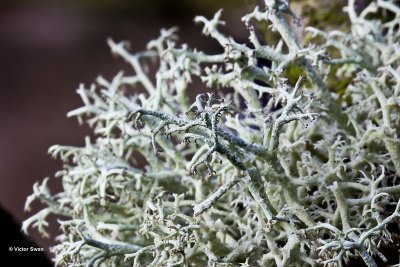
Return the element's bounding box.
[24,0,400,266]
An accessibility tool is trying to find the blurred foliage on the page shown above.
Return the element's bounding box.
[299,0,350,30]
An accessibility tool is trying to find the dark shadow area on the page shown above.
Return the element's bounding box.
[1,204,52,266]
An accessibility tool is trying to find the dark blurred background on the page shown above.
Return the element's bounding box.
[0,0,249,263]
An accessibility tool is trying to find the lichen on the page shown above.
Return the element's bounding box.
[24,0,400,266]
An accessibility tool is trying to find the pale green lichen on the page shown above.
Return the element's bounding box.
[24,0,400,266]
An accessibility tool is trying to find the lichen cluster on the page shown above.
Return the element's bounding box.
[24,0,400,266]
